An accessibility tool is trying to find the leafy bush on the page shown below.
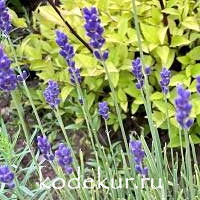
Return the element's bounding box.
[0,0,200,199]
[10,0,200,146]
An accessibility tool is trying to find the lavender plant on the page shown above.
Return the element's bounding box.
[0,166,15,189]
[37,136,54,161]
[0,0,199,199]
[0,0,12,35]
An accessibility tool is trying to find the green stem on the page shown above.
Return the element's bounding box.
[54,108,78,167]
[184,129,194,199]
[11,92,40,176]
[104,119,117,173]
[100,55,130,160]
[7,37,45,136]
[131,0,163,177]
[164,95,171,140]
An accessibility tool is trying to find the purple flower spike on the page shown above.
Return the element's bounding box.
[0,48,17,91]
[196,76,200,94]
[130,140,148,177]
[0,165,15,189]
[37,136,54,161]
[98,101,109,120]
[0,0,12,35]
[160,67,171,94]
[56,31,82,85]
[83,7,108,61]
[55,143,73,175]
[175,84,193,130]
[43,80,60,109]
[131,57,144,89]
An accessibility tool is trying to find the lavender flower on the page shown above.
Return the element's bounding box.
[175,84,193,129]
[16,70,29,82]
[55,143,73,175]
[0,0,12,34]
[56,30,82,84]
[83,7,109,61]
[0,48,17,91]
[68,63,82,84]
[130,140,148,177]
[98,101,109,120]
[43,80,60,109]
[145,66,151,76]
[37,136,54,161]
[0,165,15,189]
[131,57,144,89]
[196,76,200,94]
[160,67,171,94]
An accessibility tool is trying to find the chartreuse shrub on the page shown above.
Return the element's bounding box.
[0,0,200,199]
[7,0,200,146]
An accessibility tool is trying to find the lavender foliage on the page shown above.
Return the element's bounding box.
[175,84,193,129]
[0,0,12,35]
[160,67,171,94]
[43,80,60,109]
[37,136,54,161]
[0,165,15,189]
[56,30,82,84]
[131,57,144,89]
[130,140,148,177]
[83,7,108,61]
[0,47,17,91]
[98,101,109,120]
[55,143,73,175]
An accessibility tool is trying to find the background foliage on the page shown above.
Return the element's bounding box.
[8,0,200,147]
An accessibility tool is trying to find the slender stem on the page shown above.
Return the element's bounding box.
[11,92,40,175]
[104,119,117,173]
[131,0,163,176]
[164,95,171,139]
[184,129,194,199]
[70,69,100,165]
[7,37,45,136]
[100,55,130,159]
[54,108,79,167]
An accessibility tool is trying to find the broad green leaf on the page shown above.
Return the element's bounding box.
[150,92,163,100]
[152,111,166,128]
[182,17,200,32]
[118,15,129,39]
[9,9,27,28]
[158,26,168,44]
[61,85,74,101]
[38,6,65,26]
[177,55,190,65]
[162,8,179,16]
[169,73,191,87]
[153,100,175,117]
[110,72,119,88]
[117,88,128,112]
[170,35,190,47]
[186,64,200,77]
[86,93,96,110]
[186,47,200,61]
[131,103,139,114]
[97,0,109,10]
[140,23,160,44]
[124,85,140,98]
[155,46,169,65]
